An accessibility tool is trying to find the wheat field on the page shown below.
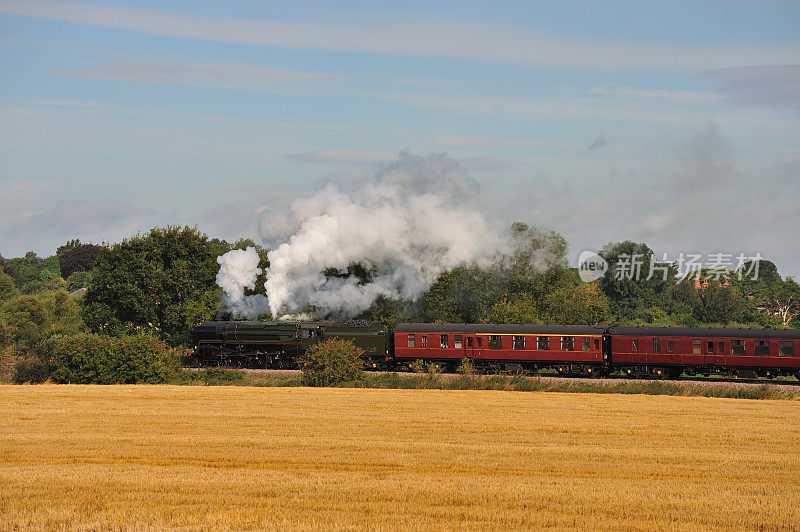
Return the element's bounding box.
[1,385,798,530]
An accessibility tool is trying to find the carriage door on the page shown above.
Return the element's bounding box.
[702,338,716,366]
[464,334,476,358]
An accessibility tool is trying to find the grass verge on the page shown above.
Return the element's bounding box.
[168,369,800,400]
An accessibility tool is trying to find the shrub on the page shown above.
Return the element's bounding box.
[11,357,50,384]
[409,358,442,375]
[457,357,476,375]
[44,333,179,384]
[409,359,427,373]
[299,338,364,387]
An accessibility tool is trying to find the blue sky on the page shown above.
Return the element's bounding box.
[0,0,798,275]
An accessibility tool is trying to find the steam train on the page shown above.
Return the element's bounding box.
[190,320,800,380]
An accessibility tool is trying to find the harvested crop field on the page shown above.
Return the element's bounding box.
[1,386,799,530]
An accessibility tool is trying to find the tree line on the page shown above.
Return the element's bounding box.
[1,224,798,383]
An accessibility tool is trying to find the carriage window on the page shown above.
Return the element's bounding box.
[667,340,674,352]
[561,336,574,351]
[717,341,724,353]
[477,337,482,348]
[652,338,661,354]
[440,335,448,349]
[421,335,427,347]
[488,335,502,349]
[707,341,714,353]
[454,335,463,349]
[632,339,639,351]
[467,337,473,347]
[731,340,746,355]
[302,329,311,338]
[407,334,415,348]
[692,339,701,355]
[582,337,591,351]
[754,340,770,356]
[594,338,600,350]
[513,336,526,350]
[779,341,795,357]
[537,336,550,350]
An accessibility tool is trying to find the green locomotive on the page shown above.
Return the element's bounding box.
[190,320,391,369]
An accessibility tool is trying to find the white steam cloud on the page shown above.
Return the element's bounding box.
[217,151,507,318]
[215,247,270,317]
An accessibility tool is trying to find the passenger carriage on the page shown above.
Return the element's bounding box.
[609,326,800,379]
[393,323,607,374]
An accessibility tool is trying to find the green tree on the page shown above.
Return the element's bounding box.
[4,252,46,292]
[0,271,17,301]
[56,239,82,255]
[598,241,677,322]
[2,295,50,350]
[731,260,798,327]
[82,226,225,346]
[483,294,540,324]
[58,243,104,278]
[540,282,610,324]
[672,280,751,325]
[66,270,91,292]
[1,290,85,352]
[422,265,504,323]
[420,223,575,325]
[765,278,800,327]
[505,222,569,282]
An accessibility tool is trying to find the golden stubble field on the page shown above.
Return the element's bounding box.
[1,386,798,531]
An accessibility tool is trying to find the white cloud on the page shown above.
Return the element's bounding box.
[0,199,173,256]
[55,62,342,91]
[2,0,798,71]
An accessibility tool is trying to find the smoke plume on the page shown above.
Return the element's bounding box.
[217,151,509,318]
[215,247,270,317]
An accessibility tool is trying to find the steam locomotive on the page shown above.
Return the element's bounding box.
[190,320,800,380]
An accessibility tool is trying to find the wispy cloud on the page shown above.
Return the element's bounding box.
[2,0,797,71]
[55,62,342,91]
[430,137,576,151]
[586,85,723,103]
[0,180,58,193]
[457,156,524,173]
[286,149,396,165]
[701,65,800,108]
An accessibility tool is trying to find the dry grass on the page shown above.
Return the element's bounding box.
[1,386,799,530]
